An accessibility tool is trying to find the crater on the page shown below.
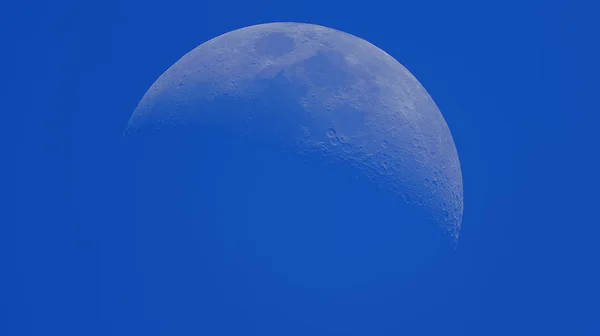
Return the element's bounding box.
[254,32,296,57]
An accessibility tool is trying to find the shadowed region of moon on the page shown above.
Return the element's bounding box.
[125,22,464,332]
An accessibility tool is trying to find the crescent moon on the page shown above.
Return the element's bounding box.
[127,22,464,240]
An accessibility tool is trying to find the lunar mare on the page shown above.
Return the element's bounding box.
[127,22,463,240]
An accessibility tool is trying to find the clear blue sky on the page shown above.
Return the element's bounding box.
[3,0,599,335]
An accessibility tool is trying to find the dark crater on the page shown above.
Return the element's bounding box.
[254,32,296,57]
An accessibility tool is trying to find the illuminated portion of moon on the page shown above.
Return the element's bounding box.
[127,22,463,239]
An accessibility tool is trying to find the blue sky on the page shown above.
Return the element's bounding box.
[4,0,599,335]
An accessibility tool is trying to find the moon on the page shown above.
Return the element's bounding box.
[127,22,463,240]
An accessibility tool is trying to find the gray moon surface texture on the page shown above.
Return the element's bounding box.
[127,22,463,240]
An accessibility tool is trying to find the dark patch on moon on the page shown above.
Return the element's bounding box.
[254,32,296,57]
[302,50,352,87]
[329,105,367,138]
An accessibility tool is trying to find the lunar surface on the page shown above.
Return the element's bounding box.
[127,22,463,240]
